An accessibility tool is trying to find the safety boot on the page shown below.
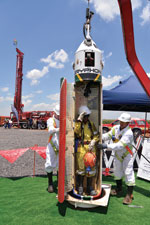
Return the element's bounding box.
[123,186,134,205]
[87,177,97,196]
[111,179,122,196]
[47,172,54,193]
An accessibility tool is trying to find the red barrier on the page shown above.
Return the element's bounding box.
[0,146,46,164]
[30,145,46,159]
[0,148,29,163]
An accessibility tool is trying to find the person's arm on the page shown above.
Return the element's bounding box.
[89,122,99,150]
[102,128,113,142]
[47,118,59,134]
[106,131,133,151]
[74,121,81,136]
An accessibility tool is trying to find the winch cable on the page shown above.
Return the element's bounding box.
[131,142,150,164]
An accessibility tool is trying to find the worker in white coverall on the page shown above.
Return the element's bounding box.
[74,105,99,196]
[45,104,60,193]
[99,113,135,204]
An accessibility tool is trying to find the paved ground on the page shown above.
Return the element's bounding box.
[0,127,49,177]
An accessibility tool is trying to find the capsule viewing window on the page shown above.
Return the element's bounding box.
[85,52,95,67]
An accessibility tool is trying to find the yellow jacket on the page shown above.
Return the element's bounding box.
[74,120,99,144]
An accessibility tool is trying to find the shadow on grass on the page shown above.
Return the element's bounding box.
[57,185,110,216]
[102,174,150,197]
[57,200,108,216]
[55,175,111,216]
[134,185,150,197]
[3,174,47,181]
[102,175,114,183]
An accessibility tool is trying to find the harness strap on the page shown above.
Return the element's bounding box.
[120,141,133,156]
[111,127,133,159]
[49,140,59,155]
[115,151,129,162]
[48,118,57,143]
[48,118,58,154]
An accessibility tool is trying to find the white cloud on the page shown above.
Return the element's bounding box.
[31,102,58,111]
[132,0,142,10]
[35,90,43,94]
[140,4,150,25]
[0,96,13,102]
[0,105,11,116]
[0,96,4,102]
[41,49,68,68]
[22,99,32,107]
[22,94,34,100]
[22,94,33,107]
[91,0,119,21]
[47,93,60,101]
[26,49,68,86]
[1,87,9,92]
[90,0,142,22]
[5,96,13,101]
[54,49,68,63]
[147,73,150,78]
[30,79,40,86]
[105,52,112,59]
[102,75,122,88]
[26,66,49,80]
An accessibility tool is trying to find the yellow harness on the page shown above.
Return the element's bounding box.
[111,127,133,162]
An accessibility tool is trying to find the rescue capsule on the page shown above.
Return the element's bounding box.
[73,7,103,83]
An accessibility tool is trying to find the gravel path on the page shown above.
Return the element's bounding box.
[0,127,49,177]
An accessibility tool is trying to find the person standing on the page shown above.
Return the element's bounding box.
[99,113,135,204]
[74,105,99,196]
[9,119,12,128]
[45,104,60,193]
[38,119,42,130]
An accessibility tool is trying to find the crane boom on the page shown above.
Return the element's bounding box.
[14,48,24,120]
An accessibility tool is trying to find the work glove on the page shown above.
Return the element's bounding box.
[97,143,108,150]
[112,135,116,142]
[54,128,59,133]
[89,139,96,151]
[77,112,86,122]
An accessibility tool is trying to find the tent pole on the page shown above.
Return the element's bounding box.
[144,112,147,138]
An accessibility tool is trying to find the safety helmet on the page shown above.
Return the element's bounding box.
[83,152,96,168]
[78,105,91,115]
[54,104,60,116]
[118,113,131,123]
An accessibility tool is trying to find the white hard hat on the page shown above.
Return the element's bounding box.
[118,113,131,123]
[78,105,91,115]
[54,104,60,116]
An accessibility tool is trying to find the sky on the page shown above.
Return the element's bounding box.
[0,0,150,119]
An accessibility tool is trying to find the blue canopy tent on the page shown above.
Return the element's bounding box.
[103,76,150,112]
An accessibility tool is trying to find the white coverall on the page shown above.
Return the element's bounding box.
[102,125,135,186]
[45,116,59,173]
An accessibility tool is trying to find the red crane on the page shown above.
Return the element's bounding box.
[13,48,24,120]
[11,48,53,129]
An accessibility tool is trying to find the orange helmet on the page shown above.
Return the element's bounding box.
[83,152,96,168]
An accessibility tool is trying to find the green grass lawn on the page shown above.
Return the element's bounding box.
[0,174,150,225]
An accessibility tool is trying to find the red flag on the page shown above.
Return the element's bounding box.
[0,148,29,163]
[30,146,46,159]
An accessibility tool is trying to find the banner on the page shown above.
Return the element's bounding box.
[137,138,150,181]
[0,148,29,163]
[30,146,46,159]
